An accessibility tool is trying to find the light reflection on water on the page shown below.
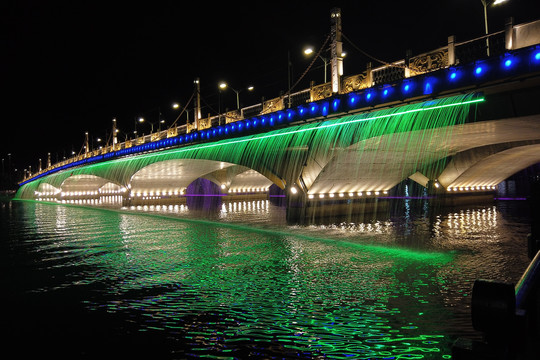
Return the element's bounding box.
[1,198,532,358]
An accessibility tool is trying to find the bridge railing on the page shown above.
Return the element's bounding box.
[21,18,540,183]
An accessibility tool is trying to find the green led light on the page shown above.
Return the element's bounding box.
[16,93,483,199]
[116,95,484,162]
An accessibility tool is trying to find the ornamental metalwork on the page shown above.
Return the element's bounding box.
[409,49,448,74]
[341,73,368,94]
[261,97,284,114]
[310,83,333,101]
[224,110,243,124]
[166,127,178,138]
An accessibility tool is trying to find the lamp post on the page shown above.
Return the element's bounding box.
[304,46,346,84]
[112,118,118,147]
[84,132,89,154]
[481,0,509,57]
[134,117,144,138]
[304,47,329,83]
[138,117,156,133]
[218,82,254,110]
[138,107,165,134]
[172,102,189,124]
[95,137,102,150]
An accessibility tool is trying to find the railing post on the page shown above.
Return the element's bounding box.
[405,49,412,78]
[366,62,373,87]
[505,17,515,50]
[448,35,456,66]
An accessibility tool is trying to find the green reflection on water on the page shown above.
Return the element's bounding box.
[22,201,455,358]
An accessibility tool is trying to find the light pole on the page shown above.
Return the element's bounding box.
[304,47,329,83]
[481,0,509,57]
[134,117,144,138]
[218,82,254,110]
[138,118,155,133]
[112,118,118,147]
[95,137,102,150]
[172,102,189,124]
[85,132,89,154]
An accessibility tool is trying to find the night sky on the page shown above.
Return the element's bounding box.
[2,0,539,180]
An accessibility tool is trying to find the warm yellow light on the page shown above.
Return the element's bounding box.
[304,47,314,55]
[172,103,180,109]
[219,82,227,89]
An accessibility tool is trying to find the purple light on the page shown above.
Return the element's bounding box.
[183,194,228,197]
[379,196,434,200]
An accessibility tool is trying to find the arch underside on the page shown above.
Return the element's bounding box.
[307,115,540,194]
[129,159,274,194]
[443,143,540,188]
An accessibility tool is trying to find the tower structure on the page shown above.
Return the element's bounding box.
[330,7,343,93]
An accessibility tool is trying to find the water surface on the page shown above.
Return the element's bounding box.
[1,198,531,359]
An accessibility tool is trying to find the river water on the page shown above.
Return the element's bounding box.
[0,196,532,359]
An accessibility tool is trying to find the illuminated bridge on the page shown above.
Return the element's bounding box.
[16,16,540,221]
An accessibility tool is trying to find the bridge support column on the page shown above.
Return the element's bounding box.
[285,185,307,224]
[426,179,445,195]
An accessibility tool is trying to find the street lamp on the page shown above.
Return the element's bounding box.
[172,102,189,125]
[303,46,346,83]
[481,0,509,56]
[218,82,254,110]
[133,116,145,137]
[304,46,329,83]
[138,117,156,133]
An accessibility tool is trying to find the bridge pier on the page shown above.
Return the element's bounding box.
[285,185,307,224]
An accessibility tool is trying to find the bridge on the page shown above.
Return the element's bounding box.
[15,13,540,221]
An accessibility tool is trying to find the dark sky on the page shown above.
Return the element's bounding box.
[2,0,539,177]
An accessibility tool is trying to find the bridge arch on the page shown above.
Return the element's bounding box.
[305,128,457,195]
[128,159,277,197]
[442,143,540,189]
[306,114,540,196]
[34,182,61,198]
[57,175,126,199]
[59,174,118,192]
[129,159,234,195]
